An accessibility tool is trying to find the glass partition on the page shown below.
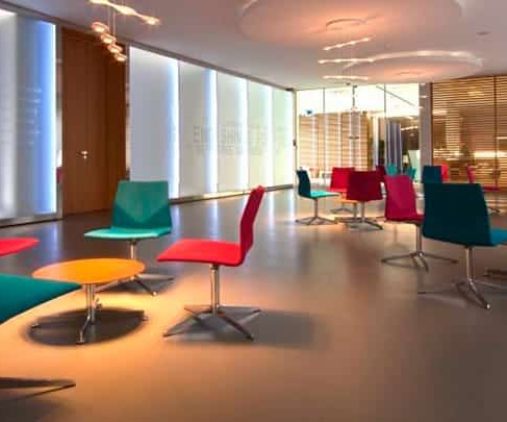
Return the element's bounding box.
[0,10,57,222]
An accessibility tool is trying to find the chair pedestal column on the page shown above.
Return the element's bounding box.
[381,225,457,270]
[341,202,382,230]
[163,264,260,340]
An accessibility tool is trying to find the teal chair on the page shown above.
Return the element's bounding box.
[422,183,507,309]
[404,166,416,181]
[422,165,442,184]
[85,180,173,296]
[386,163,398,176]
[296,170,338,225]
[1,273,80,396]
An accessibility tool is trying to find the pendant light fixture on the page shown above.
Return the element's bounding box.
[89,0,161,63]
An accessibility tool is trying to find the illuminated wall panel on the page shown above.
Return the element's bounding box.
[217,73,248,192]
[129,47,179,197]
[0,11,57,221]
[248,81,273,187]
[273,89,294,185]
[179,62,217,196]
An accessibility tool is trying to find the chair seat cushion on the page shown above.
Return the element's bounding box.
[0,238,39,258]
[0,274,80,324]
[310,190,339,199]
[85,226,171,240]
[157,239,242,267]
[491,228,507,246]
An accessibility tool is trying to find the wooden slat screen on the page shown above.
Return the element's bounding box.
[432,76,505,187]
[298,112,371,177]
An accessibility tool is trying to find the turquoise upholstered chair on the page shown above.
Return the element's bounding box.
[422,165,442,184]
[296,170,338,225]
[422,183,507,309]
[85,180,173,296]
[404,166,416,181]
[1,273,79,396]
[386,163,398,176]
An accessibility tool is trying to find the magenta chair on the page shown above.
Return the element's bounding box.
[381,175,457,270]
[157,187,265,340]
[342,170,383,230]
[328,167,356,215]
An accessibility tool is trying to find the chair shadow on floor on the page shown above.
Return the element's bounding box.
[164,309,319,349]
[0,392,65,420]
[26,308,145,346]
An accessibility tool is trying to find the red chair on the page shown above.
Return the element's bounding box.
[328,167,356,215]
[466,165,501,214]
[157,186,265,340]
[0,238,39,257]
[440,164,449,182]
[343,171,383,230]
[381,175,457,269]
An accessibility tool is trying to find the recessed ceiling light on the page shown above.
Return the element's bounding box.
[325,18,367,31]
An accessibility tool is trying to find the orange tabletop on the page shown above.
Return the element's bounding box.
[33,258,145,285]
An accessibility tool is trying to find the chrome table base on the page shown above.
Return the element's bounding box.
[32,284,145,344]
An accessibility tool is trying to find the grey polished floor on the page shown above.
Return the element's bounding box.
[1,189,507,421]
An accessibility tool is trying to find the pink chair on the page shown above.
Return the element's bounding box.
[157,187,265,340]
[381,175,457,269]
[343,171,383,230]
[328,167,356,215]
[440,164,449,182]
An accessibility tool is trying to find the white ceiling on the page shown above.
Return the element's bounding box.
[4,0,507,89]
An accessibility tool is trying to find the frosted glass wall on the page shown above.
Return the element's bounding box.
[0,10,57,221]
[129,47,179,197]
[129,46,295,198]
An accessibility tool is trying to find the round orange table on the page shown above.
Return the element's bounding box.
[33,258,145,344]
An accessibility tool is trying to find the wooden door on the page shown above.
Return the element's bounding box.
[62,28,126,215]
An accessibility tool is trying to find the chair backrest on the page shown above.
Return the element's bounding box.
[386,164,398,176]
[329,167,354,191]
[422,183,492,246]
[240,186,265,260]
[296,170,312,198]
[466,165,476,183]
[112,180,172,229]
[384,175,418,220]
[405,167,416,180]
[346,171,383,202]
[441,163,449,181]
[422,165,443,184]
[376,165,386,180]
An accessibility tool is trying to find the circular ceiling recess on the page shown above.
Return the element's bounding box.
[239,0,462,48]
[341,51,482,83]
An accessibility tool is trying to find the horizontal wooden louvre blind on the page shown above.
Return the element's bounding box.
[432,76,506,187]
[298,112,371,177]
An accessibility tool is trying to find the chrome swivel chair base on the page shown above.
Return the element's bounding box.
[164,265,260,341]
[296,199,336,226]
[165,305,260,340]
[382,226,457,270]
[339,203,382,230]
[418,247,499,310]
[96,241,174,296]
[0,377,75,399]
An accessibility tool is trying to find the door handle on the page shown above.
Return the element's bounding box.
[78,150,89,160]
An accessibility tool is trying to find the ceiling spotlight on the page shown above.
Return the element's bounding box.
[107,43,123,54]
[144,16,160,26]
[114,52,127,63]
[323,75,369,81]
[319,58,375,64]
[323,37,372,52]
[100,33,116,45]
[91,21,109,34]
[326,18,367,31]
